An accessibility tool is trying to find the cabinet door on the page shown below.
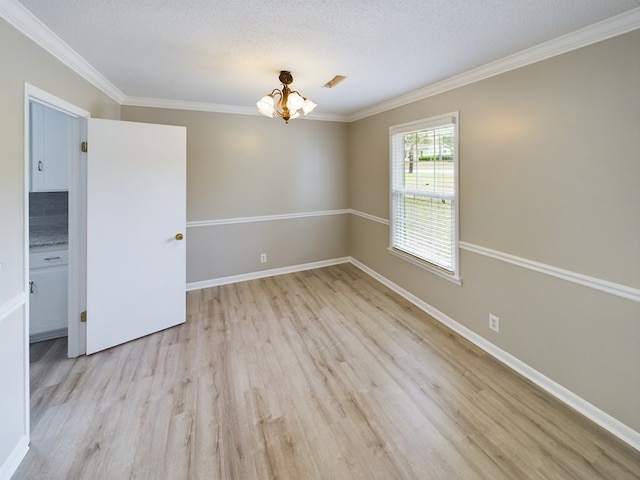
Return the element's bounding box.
[30,102,73,192]
[29,265,68,335]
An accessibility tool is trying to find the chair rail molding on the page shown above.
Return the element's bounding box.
[460,242,640,303]
[0,292,27,324]
[187,209,350,228]
[347,209,640,303]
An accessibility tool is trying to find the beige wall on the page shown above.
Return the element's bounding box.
[0,18,120,474]
[0,18,120,305]
[121,107,350,282]
[1,13,638,474]
[348,30,640,431]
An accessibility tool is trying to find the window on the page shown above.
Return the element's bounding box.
[389,112,459,282]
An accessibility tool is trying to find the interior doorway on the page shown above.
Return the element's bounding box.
[25,84,187,359]
[25,84,89,358]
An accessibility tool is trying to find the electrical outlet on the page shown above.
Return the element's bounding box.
[260,253,267,263]
[489,314,500,333]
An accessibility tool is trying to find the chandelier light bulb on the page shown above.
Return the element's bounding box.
[302,98,317,115]
[256,71,316,123]
[286,92,304,113]
[256,95,275,118]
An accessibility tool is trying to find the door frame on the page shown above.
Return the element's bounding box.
[24,83,90,358]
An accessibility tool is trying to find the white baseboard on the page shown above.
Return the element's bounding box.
[186,257,351,291]
[0,435,29,480]
[349,257,640,452]
[30,327,68,344]
[185,256,640,451]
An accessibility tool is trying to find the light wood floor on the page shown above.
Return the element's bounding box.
[13,264,640,479]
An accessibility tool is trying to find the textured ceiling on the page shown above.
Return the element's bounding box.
[15,0,640,118]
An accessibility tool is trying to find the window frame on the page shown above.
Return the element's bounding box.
[388,112,461,285]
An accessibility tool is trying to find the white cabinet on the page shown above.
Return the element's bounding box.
[29,249,68,340]
[30,102,72,192]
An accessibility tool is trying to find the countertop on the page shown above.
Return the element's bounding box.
[30,231,68,249]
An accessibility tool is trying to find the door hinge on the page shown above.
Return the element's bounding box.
[81,141,88,153]
[80,311,87,322]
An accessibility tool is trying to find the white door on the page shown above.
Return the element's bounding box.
[86,118,186,354]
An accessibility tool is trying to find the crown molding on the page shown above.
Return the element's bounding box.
[121,96,259,116]
[0,0,343,120]
[2,0,637,121]
[0,0,125,103]
[122,95,348,122]
[347,7,640,122]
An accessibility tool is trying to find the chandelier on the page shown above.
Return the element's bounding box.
[256,71,317,123]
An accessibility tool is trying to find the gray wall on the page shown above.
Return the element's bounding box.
[121,107,350,283]
[0,18,120,475]
[348,30,640,432]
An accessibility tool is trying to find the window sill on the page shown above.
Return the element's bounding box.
[387,247,462,286]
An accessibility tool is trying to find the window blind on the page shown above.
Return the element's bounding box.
[390,114,458,274]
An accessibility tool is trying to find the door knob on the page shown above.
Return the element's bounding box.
[175,233,184,240]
